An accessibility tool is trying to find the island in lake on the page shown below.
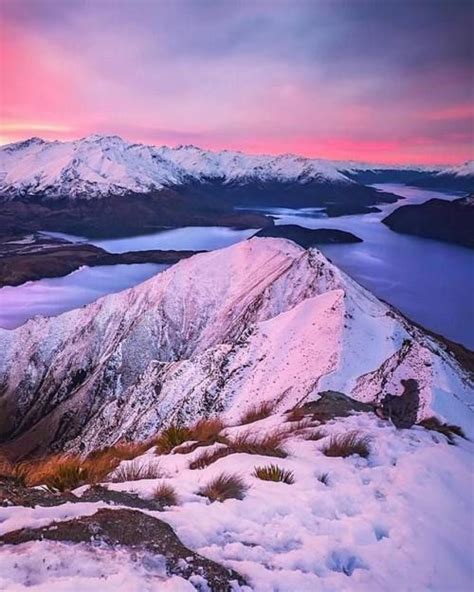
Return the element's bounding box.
[253,224,363,248]
[382,194,474,249]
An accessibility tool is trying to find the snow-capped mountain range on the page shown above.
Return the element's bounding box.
[1,134,471,200]
[0,135,352,199]
[0,238,471,457]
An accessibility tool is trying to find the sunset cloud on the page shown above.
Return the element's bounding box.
[0,0,472,163]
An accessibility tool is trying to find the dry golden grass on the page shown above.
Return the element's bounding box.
[285,406,309,423]
[306,429,326,441]
[0,440,154,491]
[154,425,192,455]
[226,431,288,458]
[111,459,162,482]
[173,418,226,455]
[239,400,277,425]
[82,440,153,483]
[322,431,370,459]
[198,473,248,503]
[419,417,467,445]
[0,455,32,487]
[26,455,89,492]
[253,464,295,484]
[189,446,233,470]
[153,482,179,507]
[189,430,289,470]
[189,417,225,442]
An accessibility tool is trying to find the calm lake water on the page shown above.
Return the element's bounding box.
[0,264,168,329]
[0,184,472,348]
[273,184,474,349]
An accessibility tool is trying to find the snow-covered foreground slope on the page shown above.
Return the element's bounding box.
[0,238,472,457]
[0,135,352,199]
[1,411,473,591]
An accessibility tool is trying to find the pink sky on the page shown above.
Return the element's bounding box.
[0,0,473,164]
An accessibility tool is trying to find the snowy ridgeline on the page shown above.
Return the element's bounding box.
[0,238,472,455]
[0,135,352,198]
[0,412,473,591]
[1,134,471,199]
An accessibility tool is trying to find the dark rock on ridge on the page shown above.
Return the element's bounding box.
[0,508,247,591]
[0,480,164,511]
[289,391,375,421]
[253,224,362,247]
[379,378,420,429]
[382,194,474,249]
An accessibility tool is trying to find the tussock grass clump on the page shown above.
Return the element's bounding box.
[34,456,89,492]
[154,425,192,455]
[189,430,289,470]
[239,400,278,425]
[306,429,326,441]
[419,417,467,445]
[84,441,152,483]
[0,456,32,487]
[189,447,233,470]
[174,418,226,455]
[228,431,288,458]
[322,431,370,459]
[317,472,330,486]
[87,441,148,463]
[189,417,225,442]
[153,482,179,507]
[253,464,295,484]
[198,473,248,503]
[285,406,309,423]
[112,460,162,482]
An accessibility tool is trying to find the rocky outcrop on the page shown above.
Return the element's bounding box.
[291,391,375,421]
[0,508,247,591]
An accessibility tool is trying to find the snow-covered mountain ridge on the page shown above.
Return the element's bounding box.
[0,135,353,199]
[2,134,470,200]
[0,237,471,457]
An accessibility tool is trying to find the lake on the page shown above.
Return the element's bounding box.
[0,184,472,348]
[0,263,169,329]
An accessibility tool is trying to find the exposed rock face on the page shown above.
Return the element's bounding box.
[253,224,362,247]
[382,195,474,248]
[0,238,472,458]
[0,508,247,590]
